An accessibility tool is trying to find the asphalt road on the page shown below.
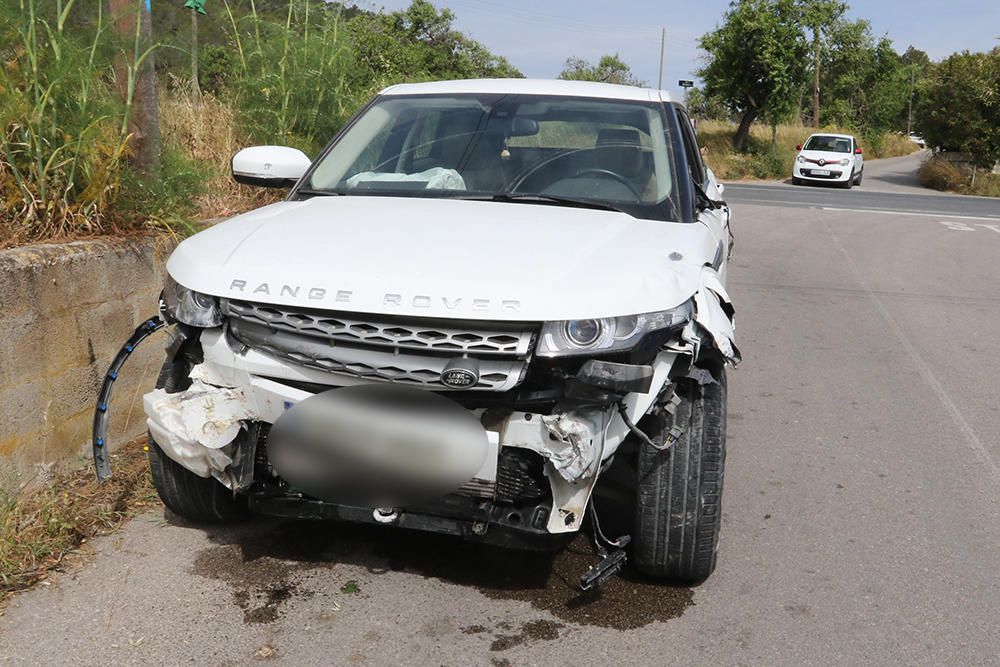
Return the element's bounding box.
[3,159,1000,666]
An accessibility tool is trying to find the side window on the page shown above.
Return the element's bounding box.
[675,107,706,186]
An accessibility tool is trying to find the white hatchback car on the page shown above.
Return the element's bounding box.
[792,133,864,188]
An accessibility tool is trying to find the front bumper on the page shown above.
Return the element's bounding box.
[793,163,850,181]
[145,328,682,537]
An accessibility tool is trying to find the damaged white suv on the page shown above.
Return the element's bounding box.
[143,79,739,584]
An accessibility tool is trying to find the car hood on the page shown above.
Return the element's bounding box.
[167,196,718,321]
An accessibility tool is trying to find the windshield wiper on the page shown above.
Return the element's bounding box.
[464,193,626,213]
[295,188,341,197]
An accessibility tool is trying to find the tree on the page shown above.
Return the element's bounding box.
[915,49,1000,166]
[685,87,729,120]
[698,0,810,151]
[799,0,846,127]
[558,54,645,86]
[820,18,911,138]
[348,0,521,83]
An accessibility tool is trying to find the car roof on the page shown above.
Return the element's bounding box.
[806,132,855,140]
[380,78,673,103]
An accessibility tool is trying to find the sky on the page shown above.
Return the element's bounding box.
[359,0,1000,98]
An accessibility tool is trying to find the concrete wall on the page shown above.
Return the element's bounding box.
[0,236,175,481]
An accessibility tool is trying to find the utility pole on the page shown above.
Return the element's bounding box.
[109,0,160,177]
[658,28,666,89]
[191,7,201,106]
[907,67,915,135]
[812,37,821,128]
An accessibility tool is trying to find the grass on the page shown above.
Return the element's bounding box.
[0,438,158,603]
[919,155,1000,197]
[158,82,281,220]
[698,120,919,181]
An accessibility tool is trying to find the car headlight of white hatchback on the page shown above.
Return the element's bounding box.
[838,158,850,166]
[537,300,694,357]
[796,156,806,163]
[161,275,224,327]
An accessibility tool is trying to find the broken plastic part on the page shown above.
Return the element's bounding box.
[576,359,654,394]
[92,316,166,481]
[685,268,741,366]
[540,410,604,482]
[144,378,257,485]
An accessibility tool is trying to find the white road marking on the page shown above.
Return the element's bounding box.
[822,206,1000,221]
[938,221,1000,233]
[823,220,1000,484]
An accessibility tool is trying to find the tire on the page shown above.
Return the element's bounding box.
[147,358,250,523]
[840,171,854,189]
[791,177,802,185]
[633,369,726,582]
[854,169,863,186]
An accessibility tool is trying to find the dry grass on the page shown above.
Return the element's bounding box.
[159,85,282,220]
[919,156,1000,197]
[0,439,158,602]
[698,120,920,181]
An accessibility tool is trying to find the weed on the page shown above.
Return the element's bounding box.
[0,438,157,602]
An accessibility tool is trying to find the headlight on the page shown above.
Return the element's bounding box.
[161,275,224,327]
[537,300,693,357]
[797,156,806,163]
[838,158,850,166]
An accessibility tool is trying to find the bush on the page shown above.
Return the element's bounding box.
[698,120,920,181]
[0,0,130,245]
[919,156,1000,197]
[0,0,208,247]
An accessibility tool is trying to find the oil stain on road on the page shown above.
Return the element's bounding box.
[188,516,694,633]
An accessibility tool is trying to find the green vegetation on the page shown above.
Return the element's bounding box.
[915,49,1000,167]
[0,439,156,602]
[0,0,520,247]
[695,0,996,191]
[919,156,1000,197]
[558,54,644,86]
[698,120,915,181]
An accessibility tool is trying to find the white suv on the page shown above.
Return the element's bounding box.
[793,132,864,188]
[143,79,739,584]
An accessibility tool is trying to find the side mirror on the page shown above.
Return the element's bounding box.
[232,146,311,188]
[795,144,803,151]
[854,147,863,154]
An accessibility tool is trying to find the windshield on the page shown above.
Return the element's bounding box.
[304,93,681,221]
[803,135,852,153]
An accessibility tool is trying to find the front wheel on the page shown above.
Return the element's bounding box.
[633,369,727,582]
[840,171,854,189]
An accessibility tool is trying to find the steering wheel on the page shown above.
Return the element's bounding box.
[568,168,642,199]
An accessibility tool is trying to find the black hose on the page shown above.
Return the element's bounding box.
[92,316,165,481]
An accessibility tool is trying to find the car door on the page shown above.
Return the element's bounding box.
[853,136,864,174]
[676,107,732,281]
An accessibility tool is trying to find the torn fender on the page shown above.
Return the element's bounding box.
[685,268,741,366]
[144,378,257,484]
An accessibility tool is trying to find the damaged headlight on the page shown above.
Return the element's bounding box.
[537,300,693,357]
[161,275,224,327]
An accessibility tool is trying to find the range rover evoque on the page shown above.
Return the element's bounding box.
[142,79,740,583]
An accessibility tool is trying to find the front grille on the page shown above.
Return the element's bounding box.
[224,300,533,356]
[224,300,537,392]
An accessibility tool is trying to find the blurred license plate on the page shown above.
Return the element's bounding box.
[812,169,831,176]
